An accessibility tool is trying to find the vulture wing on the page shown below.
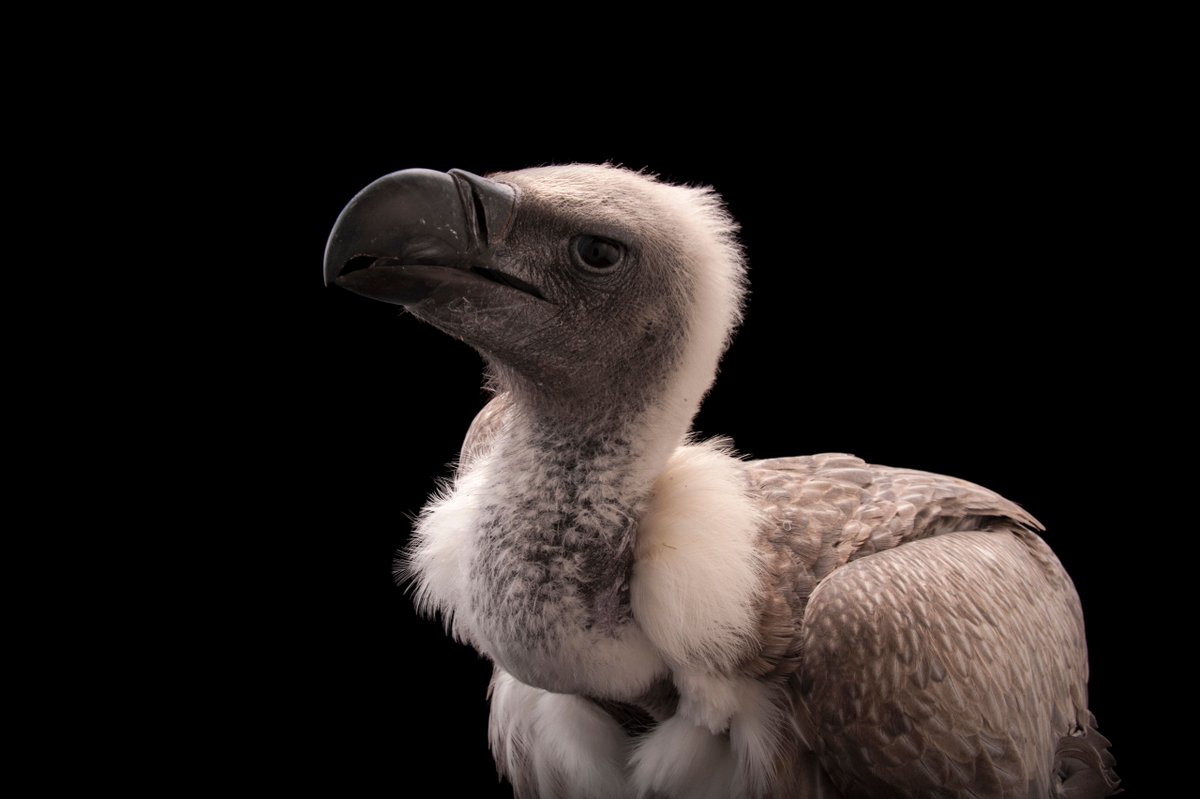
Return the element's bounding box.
[744,455,1118,798]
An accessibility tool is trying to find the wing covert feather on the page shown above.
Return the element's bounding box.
[796,530,1089,798]
[739,454,1045,679]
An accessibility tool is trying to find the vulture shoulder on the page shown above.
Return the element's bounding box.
[740,453,1045,677]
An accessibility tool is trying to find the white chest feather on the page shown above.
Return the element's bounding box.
[404,451,667,700]
[406,440,767,696]
[631,440,768,671]
[409,440,785,796]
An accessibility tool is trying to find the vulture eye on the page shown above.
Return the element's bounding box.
[573,235,624,271]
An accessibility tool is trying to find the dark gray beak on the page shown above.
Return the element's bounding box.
[324,168,542,305]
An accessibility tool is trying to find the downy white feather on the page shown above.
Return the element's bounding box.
[631,441,767,671]
[490,669,631,799]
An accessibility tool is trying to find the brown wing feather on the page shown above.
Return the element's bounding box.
[796,529,1091,798]
[734,455,1114,796]
[739,454,1043,679]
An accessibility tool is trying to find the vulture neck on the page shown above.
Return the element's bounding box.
[503,342,717,505]
[507,388,696,500]
[478,354,715,636]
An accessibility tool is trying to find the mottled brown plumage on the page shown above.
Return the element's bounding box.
[734,454,1116,797]
[741,453,1042,678]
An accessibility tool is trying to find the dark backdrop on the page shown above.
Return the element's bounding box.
[266,109,1139,794]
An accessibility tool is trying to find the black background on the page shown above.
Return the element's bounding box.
[264,97,1143,794]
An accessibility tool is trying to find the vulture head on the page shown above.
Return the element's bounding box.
[325,165,746,428]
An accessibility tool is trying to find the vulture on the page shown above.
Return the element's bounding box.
[323,164,1118,798]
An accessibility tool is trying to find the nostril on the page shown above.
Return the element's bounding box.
[471,188,489,245]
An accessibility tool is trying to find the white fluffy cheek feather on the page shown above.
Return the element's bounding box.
[489,670,631,799]
[403,459,494,646]
[630,442,767,670]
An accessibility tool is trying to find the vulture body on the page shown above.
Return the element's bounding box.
[325,164,1118,798]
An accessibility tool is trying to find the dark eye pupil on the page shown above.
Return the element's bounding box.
[575,235,622,270]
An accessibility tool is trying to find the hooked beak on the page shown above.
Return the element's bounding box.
[323,168,544,305]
